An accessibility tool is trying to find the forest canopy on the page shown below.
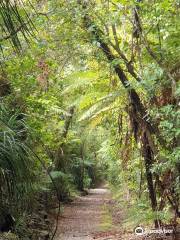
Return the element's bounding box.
[0,0,179,239]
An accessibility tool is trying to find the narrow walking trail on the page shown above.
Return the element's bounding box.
[55,187,123,240]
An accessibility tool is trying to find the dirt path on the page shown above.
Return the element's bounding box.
[53,187,177,240]
[54,187,123,240]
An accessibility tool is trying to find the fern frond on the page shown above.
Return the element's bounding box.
[78,91,120,122]
[89,115,103,128]
[62,71,98,95]
[78,101,102,121]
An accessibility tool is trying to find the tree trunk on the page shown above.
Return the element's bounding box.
[79,143,84,191]
[142,131,159,227]
[55,106,75,170]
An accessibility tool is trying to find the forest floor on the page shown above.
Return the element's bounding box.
[54,186,137,240]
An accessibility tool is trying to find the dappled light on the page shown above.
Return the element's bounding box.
[0,1,179,240]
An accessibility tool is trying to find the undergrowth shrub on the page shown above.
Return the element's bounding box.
[0,103,39,232]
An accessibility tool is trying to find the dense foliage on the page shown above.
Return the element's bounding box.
[0,0,179,239]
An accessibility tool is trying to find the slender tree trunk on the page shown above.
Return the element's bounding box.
[138,156,143,199]
[79,143,84,191]
[55,106,75,170]
[61,106,75,139]
[142,131,159,227]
